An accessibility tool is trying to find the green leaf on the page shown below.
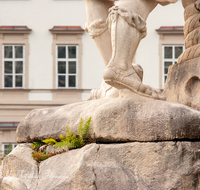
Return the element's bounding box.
[53,117,91,150]
[53,141,75,149]
[31,142,45,150]
[83,117,91,139]
[42,138,57,145]
[59,135,65,141]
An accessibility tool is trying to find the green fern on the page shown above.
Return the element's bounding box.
[42,138,57,145]
[82,117,91,139]
[53,141,75,149]
[53,117,91,149]
[59,135,65,141]
[78,117,91,146]
[32,150,52,161]
[31,142,45,150]
[32,149,66,162]
[31,117,92,162]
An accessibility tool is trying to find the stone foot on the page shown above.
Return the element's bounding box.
[88,81,119,100]
[88,63,146,100]
[103,65,166,100]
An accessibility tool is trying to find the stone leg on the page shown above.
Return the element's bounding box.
[84,0,113,66]
[103,5,165,100]
[84,0,120,100]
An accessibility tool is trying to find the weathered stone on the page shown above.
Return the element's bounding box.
[184,2,199,21]
[2,144,38,190]
[46,145,68,154]
[0,164,2,190]
[31,142,200,189]
[16,93,200,143]
[38,145,47,152]
[164,57,200,111]
[16,98,109,142]
[182,0,195,9]
[36,144,99,190]
[1,177,28,190]
[178,0,200,63]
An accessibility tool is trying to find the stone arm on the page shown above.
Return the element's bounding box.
[154,0,178,6]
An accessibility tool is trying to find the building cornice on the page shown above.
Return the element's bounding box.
[0,26,32,34]
[49,26,84,34]
[156,26,184,35]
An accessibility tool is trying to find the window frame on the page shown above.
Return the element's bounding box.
[162,44,184,88]
[1,143,18,156]
[55,44,78,89]
[2,44,25,89]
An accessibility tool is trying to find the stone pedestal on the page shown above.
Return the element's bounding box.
[1,142,200,190]
[16,94,200,143]
[164,57,200,111]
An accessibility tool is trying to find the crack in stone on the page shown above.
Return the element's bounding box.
[92,145,100,190]
[95,138,200,144]
[92,168,97,190]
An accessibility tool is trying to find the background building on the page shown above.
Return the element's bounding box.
[0,0,184,155]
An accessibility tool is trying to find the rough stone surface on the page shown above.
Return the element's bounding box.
[0,165,2,190]
[17,93,200,143]
[2,144,38,190]
[36,144,98,190]
[16,98,109,142]
[46,145,68,154]
[164,57,200,111]
[178,0,200,63]
[3,142,199,190]
[1,177,28,190]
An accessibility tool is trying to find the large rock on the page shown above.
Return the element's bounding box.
[2,144,38,190]
[2,142,199,190]
[0,165,2,190]
[37,143,98,190]
[16,93,200,143]
[1,177,28,190]
[164,57,200,111]
[16,98,109,142]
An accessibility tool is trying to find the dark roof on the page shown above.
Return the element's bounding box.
[156,26,183,31]
[0,122,19,127]
[0,26,32,31]
[49,26,84,32]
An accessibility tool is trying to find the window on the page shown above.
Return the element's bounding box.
[2,45,25,88]
[56,45,78,88]
[162,45,184,87]
[49,26,84,89]
[156,26,185,88]
[2,143,18,156]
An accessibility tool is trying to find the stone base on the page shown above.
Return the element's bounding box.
[164,57,200,110]
[1,142,200,190]
[16,92,200,143]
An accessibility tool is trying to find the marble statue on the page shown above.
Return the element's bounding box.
[2,1,200,189]
[84,0,177,100]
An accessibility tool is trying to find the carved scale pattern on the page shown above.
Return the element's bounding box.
[178,0,200,63]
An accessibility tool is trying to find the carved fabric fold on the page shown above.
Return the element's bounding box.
[107,6,147,39]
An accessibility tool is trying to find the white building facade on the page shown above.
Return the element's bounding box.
[0,0,184,155]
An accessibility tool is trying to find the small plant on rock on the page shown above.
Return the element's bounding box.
[31,142,45,151]
[31,117,92,162]
[51,117,91,149]
[32,149,66,162]
[42,138,57,145]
